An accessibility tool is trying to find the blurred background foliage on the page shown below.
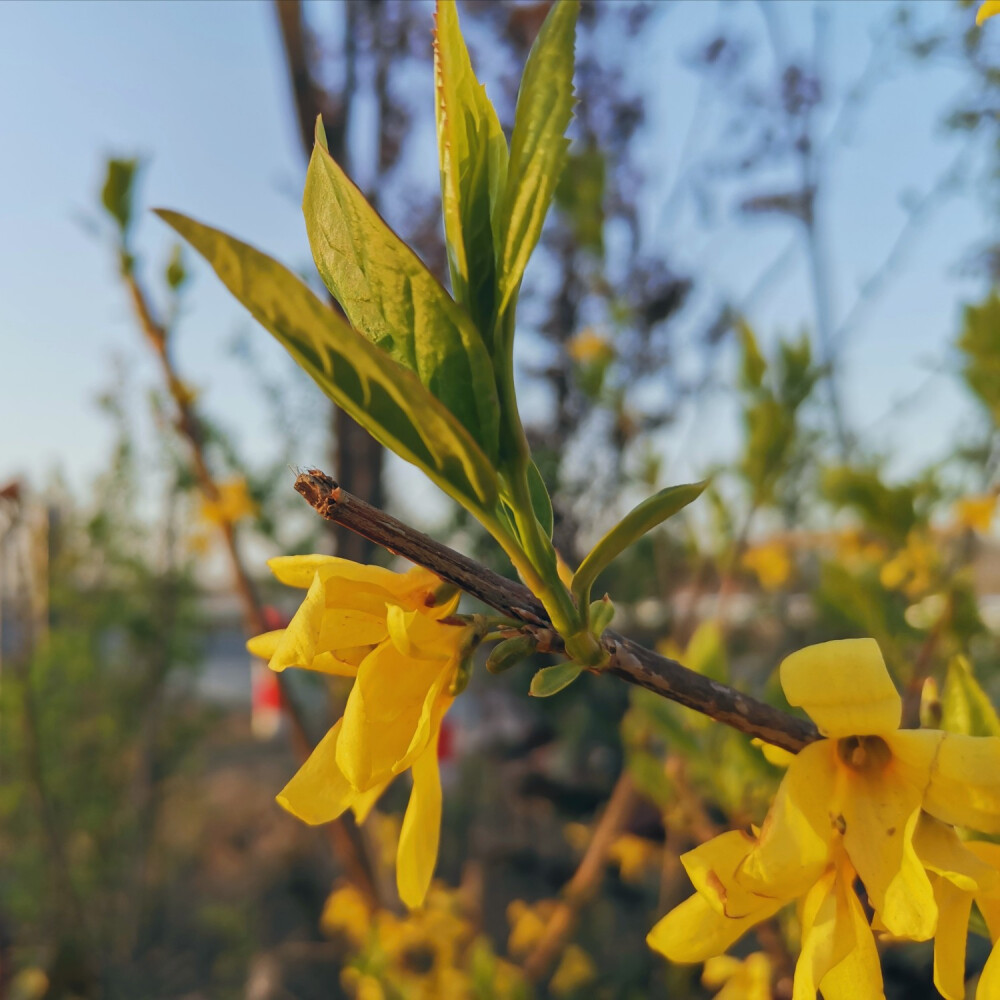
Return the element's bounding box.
[1,1,999,998]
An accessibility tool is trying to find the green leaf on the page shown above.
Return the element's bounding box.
[738,319,766,389]
[555,146,605,254]
[496,0,578,318]
[434,0,508,341]
[165,244,187,291]
[588,596,615,635]
[303,126,500,460]
[940,655,1000,737]
[527,460,554,538]
[156,210,499,515]
[529,661,583,697]
[101,157,140,237]
[572,481,708,607]
[684,621,728,683]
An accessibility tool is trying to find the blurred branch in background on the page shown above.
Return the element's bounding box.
[100,159,382,908]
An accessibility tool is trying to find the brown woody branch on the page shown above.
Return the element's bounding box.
[293,470,820,753]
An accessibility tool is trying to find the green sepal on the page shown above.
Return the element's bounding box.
[588,596,615,635]
[529,660,583,697]
[572,480,708,608]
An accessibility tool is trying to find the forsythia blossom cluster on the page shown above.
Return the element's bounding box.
[248,555,473,908]
[648,638,1000,999]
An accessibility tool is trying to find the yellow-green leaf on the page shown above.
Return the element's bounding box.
[157,210,498,514]
[572,481,707,608]
[496,0,578,318]
[303,125,500,460]
[941,655,1000,737]
[434,0,508,342]
[530,661,583,697]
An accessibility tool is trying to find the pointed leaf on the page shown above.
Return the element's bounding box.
[572,481,708,607]
[530,661,583,698]
[496,0,578,318]
[941,655,1000,737]
[303,128,500,459]
[434,0,508,341]
[157,210,498,514]
[527,459,554,538]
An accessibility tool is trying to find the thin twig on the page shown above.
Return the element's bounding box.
[522,772,639,982]
[293,470,819,753]
[121,271,382,906]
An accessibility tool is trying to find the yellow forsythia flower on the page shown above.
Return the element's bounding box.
[608,833,660,883]
[879,530,936,598]
[199,477,256,526]
[567,328,615,364]
[742,540,792,591]
[702,953,772,1000]
[955,494,996,533]
[506,898,556,957]
[648,637,1000,998]
[549,944,597,996]
[247,555,466,909]
[978,1,1000,25]
[321,881,372,947]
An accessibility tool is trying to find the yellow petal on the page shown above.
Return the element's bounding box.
[966,842,1000,940]
[817,866,885,1000]
[337,640,446,790]
[780,639,901,737]
[978,940,1000,1000]
[268,554,408,591]
[396,737,442,909]
[738,742,837,898]
[276,720,357,824]
[681,829,767,918]
[793,866,855,1000]
[921,734,1000,833]
[317,608,390,650]
[978,1,1000,26]
[913,814,999,894]
[351,775,393,826]
[268,571,326,672]
[646,891,781,964]
[929,875,973,1000]
[842,787,935,940]
[247,629,283,660]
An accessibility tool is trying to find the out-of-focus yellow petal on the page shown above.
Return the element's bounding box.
[966,842,1000,939]
[793,867,854,1000]
[268,572,326,672]
[738,742,837,898]
[843,792,934,940]
[920,734,1000,833]
[780,639,901,737]
[978,940,1000,1000]
[320,882,372,946]
[929,875,973,1000]
[646,891,781,964]
[752,738,795,768]
[682,830,764,918]
[247,629,283,660]
[701,955,743,987]
[276,720,357,824]
[337,641,447,790]
[913,814,999,894]
[817,866,885,1000]
[977,1,1000,26]
[396,737,442,909]
[549,945,597,996]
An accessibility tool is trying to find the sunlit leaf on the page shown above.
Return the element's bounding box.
[434,0,508,341]
[529,660,583,697]
[572,481,707,607]
[157,210,499,514]
[303,123,500,460]
[101,157,140,237]
[940,655,1000,737]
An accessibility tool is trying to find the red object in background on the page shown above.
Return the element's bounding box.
[438,717,455,763]
[251,605,288,739]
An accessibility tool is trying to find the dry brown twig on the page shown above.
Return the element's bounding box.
[293,470,819,753]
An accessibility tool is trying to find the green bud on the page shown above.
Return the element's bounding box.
[588,595,615,635]
[486,634,537,674]
[449,655,474,696]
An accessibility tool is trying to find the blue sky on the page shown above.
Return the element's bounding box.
[0,0,993,503]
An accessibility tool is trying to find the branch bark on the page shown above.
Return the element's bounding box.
[293,470,819,753]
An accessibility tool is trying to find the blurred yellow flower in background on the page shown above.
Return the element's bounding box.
[880,530,937,598]
[198,476,256,526]
[978,1,1000,25]
[742,540,792,591]
[608,832,660,883]
[567,328,615,365]
[702,952,772,1000]
[549,944,597,996]
[954,494,996,534]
